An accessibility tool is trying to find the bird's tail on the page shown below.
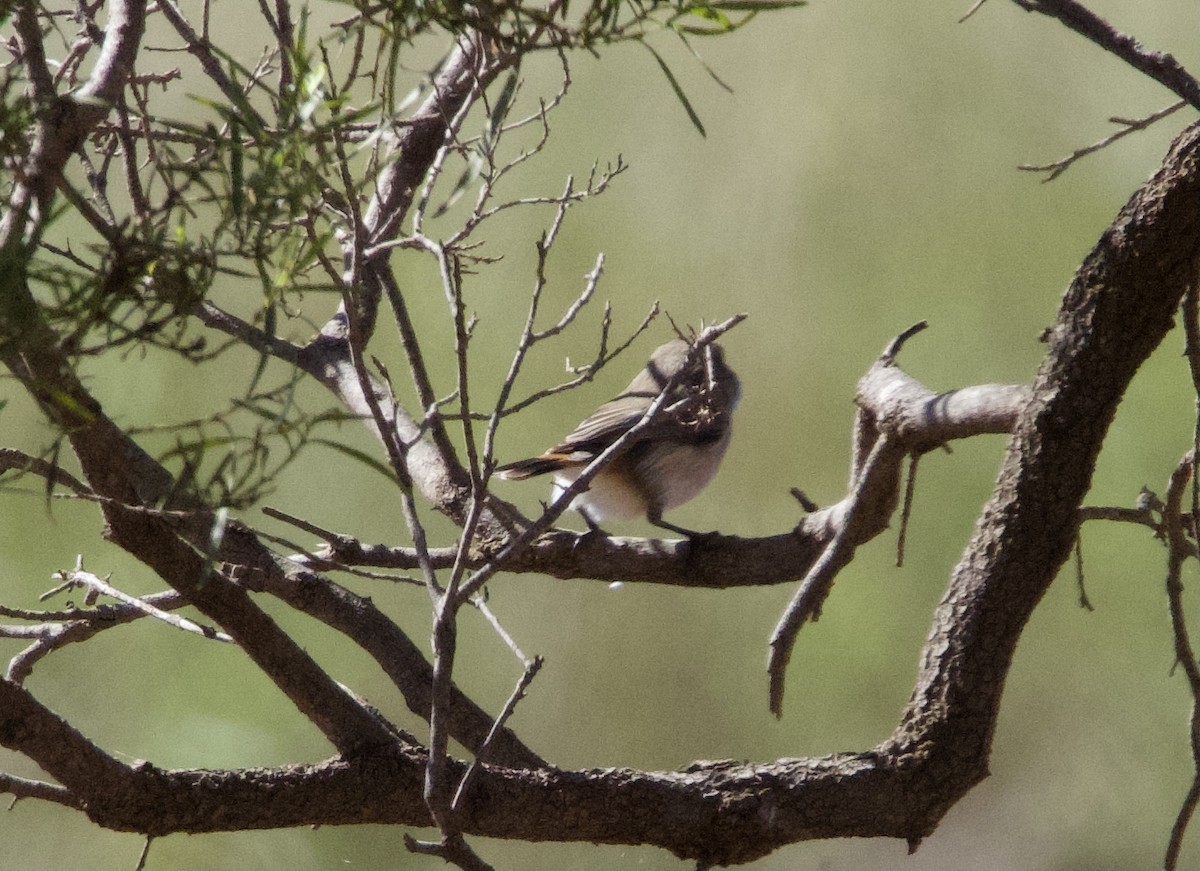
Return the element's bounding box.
[494,454,571,480]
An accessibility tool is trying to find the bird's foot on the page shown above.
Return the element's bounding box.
[573,509,610,552]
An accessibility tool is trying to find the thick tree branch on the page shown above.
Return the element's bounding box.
[0,0,398,759]
[93,113,1196,866]
[1018,0,1200,111]
[4,4,1199,867]
[302,374,1030,590]
[888,114,1200,834]
[249,560,546,769]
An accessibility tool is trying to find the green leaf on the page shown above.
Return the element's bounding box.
[674,29,733,93]
[229,119,244,217]
[686,5,733,30]
[705,0,806,9]
[186,90,265,143]
[310,438,399,482]
[485,69,520,148]
[642,42,706,138]
[297,63,328,124]
[432,151,484,219]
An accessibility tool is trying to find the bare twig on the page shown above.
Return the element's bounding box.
[533,250,604,342]
[768,432,899,718]
[479,174,613,470]
[50,556,234,643]
[896,452,919,568]
[501,300,659,419]
[958,0,990,24]
[1077,503,1159,527]
[1073,536,1094,611]
[470,596,532,664]
[337,287,441,598]
[261,505,347,545]
[155,0,269,133]
[420,243,494,844]
[133,837,153,871]
[1020,101,1188,181]
[0,448,92,496]
[4,587,195,683]
[452,655,543,813]
[1162,453,1200,871]
[404,831,494,871]
[0,773,80,809]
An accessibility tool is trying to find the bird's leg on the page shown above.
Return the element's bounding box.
[579,507,605,534]
[647,506,718,544]
[573,507,610,551]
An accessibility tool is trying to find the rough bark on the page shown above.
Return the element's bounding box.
[2,108,1196,865]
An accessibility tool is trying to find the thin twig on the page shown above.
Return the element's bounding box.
[500,301,659,419]
[376,267,465,476]
[0,773,80,808]
[1020,101,1188,181]
[1162,453,1200,871]
[50,556,234,643]
[767,433,898,718]
[896,453,919,568]
[156,0,270,133]
[452,655,544,813]
[470,596,531,664]
[411,52,486,240]
[262,505,347,545]
[958,0,990,24]
[481,177,603,469]
[0,448,93,496]
[1077,504,1159,527]
[404,831,494,871]
[1073,535,1094,611]
[5,588,198,683]
[134,837,153,871]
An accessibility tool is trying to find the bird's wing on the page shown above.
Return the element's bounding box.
[549,391,657,456]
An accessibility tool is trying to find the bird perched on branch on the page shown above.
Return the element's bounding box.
[495,338,740,537]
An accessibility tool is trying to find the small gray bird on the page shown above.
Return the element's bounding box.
[495,338,740,537]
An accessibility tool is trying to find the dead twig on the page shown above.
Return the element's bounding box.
[1020,101,1188,181]
[1162,453,1200,871]
[49,556,234,644]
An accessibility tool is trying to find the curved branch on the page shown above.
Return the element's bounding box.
[5,9,1200,868]
[889,114,1200,835]
[767,431,903,717]
[0,448,92,496]
[304,374,1030,590]
[240,116,1200,862]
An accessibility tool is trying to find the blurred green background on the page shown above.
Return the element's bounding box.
[3,0,1200,868]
